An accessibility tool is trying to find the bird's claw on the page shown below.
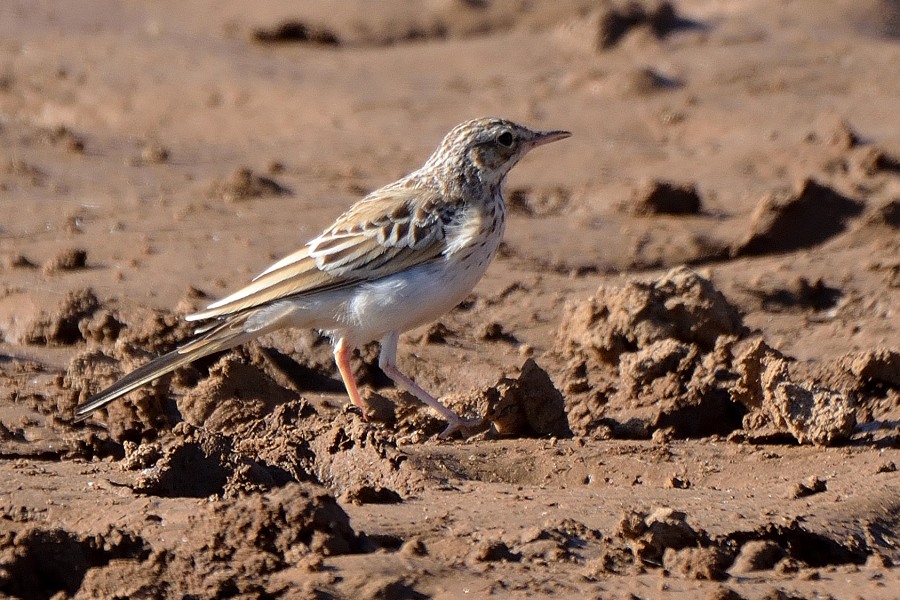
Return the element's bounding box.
[438,415,486,440]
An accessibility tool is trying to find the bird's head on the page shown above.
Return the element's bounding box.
[424,117,570,188]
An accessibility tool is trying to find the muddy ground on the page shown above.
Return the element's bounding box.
[1,1,899,598]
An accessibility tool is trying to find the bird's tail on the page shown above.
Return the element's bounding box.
[72,314,256,422]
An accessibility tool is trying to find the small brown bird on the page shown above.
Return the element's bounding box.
[73,117,570,436]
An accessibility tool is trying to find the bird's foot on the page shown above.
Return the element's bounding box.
[438,415,486,440]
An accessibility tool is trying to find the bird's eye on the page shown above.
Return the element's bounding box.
[497,131,513,147]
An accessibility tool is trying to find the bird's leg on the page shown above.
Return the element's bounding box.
[378,332,482,438]
[333,337,369,420]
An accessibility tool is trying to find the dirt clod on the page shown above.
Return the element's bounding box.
[733,178,863,256]
[252,21,341,45]
[178,354,299,434]
[23,287,100,346]
[790,476,827,499]
[482,358,571,437]
[210,167,292,202]
[663,546,730,580]
[843,349,900,388]
[730,540,786,573]
[341,484,403,505]
[619,508,705,565]
[625,180,703,216]
[596,1,683,50]
[554,266,745,363]
[42,248,88,274]
[732,340,856,446]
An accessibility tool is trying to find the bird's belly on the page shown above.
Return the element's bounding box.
[340,249,496,345]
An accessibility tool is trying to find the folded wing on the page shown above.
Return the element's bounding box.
[187,187,454,322]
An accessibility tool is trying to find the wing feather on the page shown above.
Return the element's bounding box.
[187,187,456,322]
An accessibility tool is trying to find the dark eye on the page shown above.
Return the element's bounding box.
[497,131,513,147]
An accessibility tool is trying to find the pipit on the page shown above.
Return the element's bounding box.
[73,117,570,437]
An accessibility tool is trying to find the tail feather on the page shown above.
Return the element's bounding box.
[72,315,254,422]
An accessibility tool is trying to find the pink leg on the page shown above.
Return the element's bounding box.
[378,332,482,438]
[333,337,368,419]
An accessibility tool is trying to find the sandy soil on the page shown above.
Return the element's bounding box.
[1,1,899,598]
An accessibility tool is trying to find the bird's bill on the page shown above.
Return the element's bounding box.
[529,129,572,147]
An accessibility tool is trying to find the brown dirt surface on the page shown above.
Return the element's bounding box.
[1,0,899,598]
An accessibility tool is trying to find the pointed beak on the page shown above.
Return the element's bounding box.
[530,129,572,147]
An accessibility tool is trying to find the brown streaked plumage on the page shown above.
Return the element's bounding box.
[73,117,570,437]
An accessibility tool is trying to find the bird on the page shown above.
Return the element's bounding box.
[72,117,571,437]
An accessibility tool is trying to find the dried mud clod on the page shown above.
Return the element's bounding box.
[623,179,703,216]
[663,546,731,581]
[596,1,685,50]
[554,266,746,363]
[514,518,603,565]
[3,159,47,187]
[731,339,856,446]
[551,267,857,445]
[842,349,900,389]
[194,481,358,556]
[619,508,703,560]
[609,509,872,580]
[1,253,37,270]
[251,21,341,45]
[132,422,297,498]
[480,358,571,437]
[747,276,842,313]
[119,382,415,499]
[7,485,360,599]
[178,354,300,434]
[789,476,827,499]
[852,146,900,177]
[61,344,171,440]
[862,197,900,230]
[37,124,86,153]
[507,185,572,217]
[0,526,149,600]
[209,167,292,202]
[142,142,169,164]
[725,520,869,571]
[729,540,786,574]
[23,288,100,346]
[57,306,199,438]
[552,267,747,437]
[149,483,356,598]
[42,248,88,274]
[732,178,864,257]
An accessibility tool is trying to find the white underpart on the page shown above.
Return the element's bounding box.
[252,203,503,347]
